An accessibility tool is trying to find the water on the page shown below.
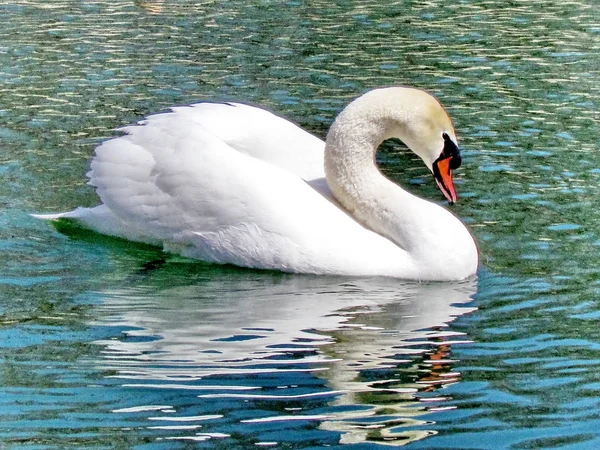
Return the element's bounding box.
[1,0,600,448]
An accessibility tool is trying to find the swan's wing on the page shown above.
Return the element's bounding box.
[88,113,376,271]
[127,102,326,181]
[88,112,412,275]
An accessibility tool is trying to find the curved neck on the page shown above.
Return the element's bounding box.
[321,87,477,279]
[324,92,425,251]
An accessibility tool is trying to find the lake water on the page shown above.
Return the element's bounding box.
[2,0,600,448]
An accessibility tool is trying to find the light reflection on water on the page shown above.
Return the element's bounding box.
[2,0,600,448]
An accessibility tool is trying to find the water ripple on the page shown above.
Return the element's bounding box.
[2,0,600,447]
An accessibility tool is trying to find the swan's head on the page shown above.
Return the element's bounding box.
[326,86,464,204]
[384,87,462,204]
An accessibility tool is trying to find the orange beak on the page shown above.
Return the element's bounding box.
[433,156,458,204]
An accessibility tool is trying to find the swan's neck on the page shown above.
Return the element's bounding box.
[324,92,431,252]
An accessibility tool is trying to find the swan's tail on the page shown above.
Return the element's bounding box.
[31,210,82,220]
[31,206,111,230]
[31,205,116,228]
[32,205,160,246]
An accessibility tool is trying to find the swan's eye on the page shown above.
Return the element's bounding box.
[441,133,457,154]
[442,132,454,144]
[441,132,461,169]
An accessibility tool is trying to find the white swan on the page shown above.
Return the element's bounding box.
[36,87,478,280]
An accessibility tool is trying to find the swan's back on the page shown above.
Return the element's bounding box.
[128,102,326,180]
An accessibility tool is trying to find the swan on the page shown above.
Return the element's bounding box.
[35,87,478,280]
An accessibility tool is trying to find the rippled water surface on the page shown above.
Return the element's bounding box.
[2,0,600,448]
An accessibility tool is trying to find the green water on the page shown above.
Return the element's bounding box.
[1,0,600,448]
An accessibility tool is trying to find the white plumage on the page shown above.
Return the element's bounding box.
[36,87,478,280]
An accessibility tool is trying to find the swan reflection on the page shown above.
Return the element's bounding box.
[91,264,477,446]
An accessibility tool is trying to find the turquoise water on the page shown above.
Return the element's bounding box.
[2,0,600,448]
